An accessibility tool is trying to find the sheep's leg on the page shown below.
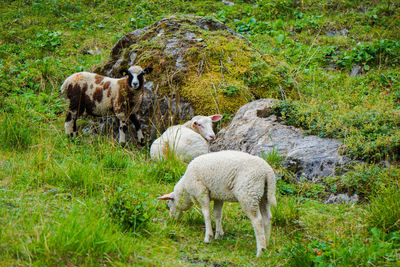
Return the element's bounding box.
[197,194,213,243]
[260,199,272,246]
[116,113,127,143]
[241,201,266,257]
[214,200,224,239]
[129,114,144,144]
[65,110,77,137]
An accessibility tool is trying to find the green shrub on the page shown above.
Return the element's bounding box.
[327,39,400,70]
[108,188,151,233]
[329,165,400,198]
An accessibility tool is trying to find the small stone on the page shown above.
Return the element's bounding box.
[129,53,137,65]
[176,55,184,68]
[222,0,235,6]
[184,32,196,39]
[350,65,362,77]
[324,193,359,204]
[86,46,100,55]
[43,188,59,194]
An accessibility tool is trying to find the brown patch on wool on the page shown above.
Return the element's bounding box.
[94,75,104,84]
[117,78,128,90]
[93,87,103,102]
[71,73,83,83]
[107,87,112,97]
[84,84,95,115]
[103,81,111,90]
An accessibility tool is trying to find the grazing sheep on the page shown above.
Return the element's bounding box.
[150,114,223,161]
[61,65,153,143]
[158,150,277,257]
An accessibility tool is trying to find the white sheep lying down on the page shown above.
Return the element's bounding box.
[158,150,277,257]
[150,114,222,161]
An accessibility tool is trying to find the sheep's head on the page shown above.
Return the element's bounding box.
[120,65,153,89]
[190,114,223,141]
[157,190,193,220]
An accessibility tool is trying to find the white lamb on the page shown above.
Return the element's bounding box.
[150,114,222,161]
[158,150,277,257]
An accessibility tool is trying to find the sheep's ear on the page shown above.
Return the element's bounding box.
[119,69,129,77]
[157,193,174,201]
[143,67,153,74]
[210,114,223,122]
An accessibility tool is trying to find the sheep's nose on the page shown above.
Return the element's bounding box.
[209,135,215,141]
[133,82,139,88]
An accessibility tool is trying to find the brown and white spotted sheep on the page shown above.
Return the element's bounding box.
[61,65,153,143]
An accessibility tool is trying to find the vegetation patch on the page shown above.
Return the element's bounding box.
[1,0,399,265]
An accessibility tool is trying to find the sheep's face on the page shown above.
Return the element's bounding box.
[191,114,223,141]
[158,191,193,220]
[124,66,153,89]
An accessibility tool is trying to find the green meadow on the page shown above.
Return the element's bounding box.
[1,0,399,265]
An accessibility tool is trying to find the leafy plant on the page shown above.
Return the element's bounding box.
[221,83,242,96]
[108,188,150,233]
[234,17,271,35]
[330,39,400,70]
[31,30,62,51]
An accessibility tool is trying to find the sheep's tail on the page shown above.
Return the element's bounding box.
[266,172,277,207]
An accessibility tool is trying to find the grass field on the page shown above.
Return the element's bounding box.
[1,0,399,265]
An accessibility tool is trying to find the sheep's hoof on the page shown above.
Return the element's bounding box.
[256,248,266,257]
[215,231,224,239]
[204,235,213,243]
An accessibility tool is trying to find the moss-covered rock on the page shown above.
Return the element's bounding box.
[94,15,288,141]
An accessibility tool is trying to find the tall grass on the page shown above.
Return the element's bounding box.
[0,114,34,150]
[365,181,400,233]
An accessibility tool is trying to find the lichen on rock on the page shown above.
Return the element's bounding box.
[93,15,288,142]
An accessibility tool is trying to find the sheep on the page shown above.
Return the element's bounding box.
[61,65,152,143]
[158,150,277,257]
[150,114,223,161]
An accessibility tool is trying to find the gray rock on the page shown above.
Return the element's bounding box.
[129,53,137,65]
[176,55,184,68]
[222,0,235,6]
[93,15,250,143]
[184,32,196,39]
[43,188,59,195]
[106,57,124,77]
[326,29,349,37]
[86,46,100,55]
[324,193,359,204]
[210,99,351,179]
[350,65,363,77]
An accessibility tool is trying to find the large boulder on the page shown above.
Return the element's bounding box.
[210,99,351,179]
[92,15,292,143]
